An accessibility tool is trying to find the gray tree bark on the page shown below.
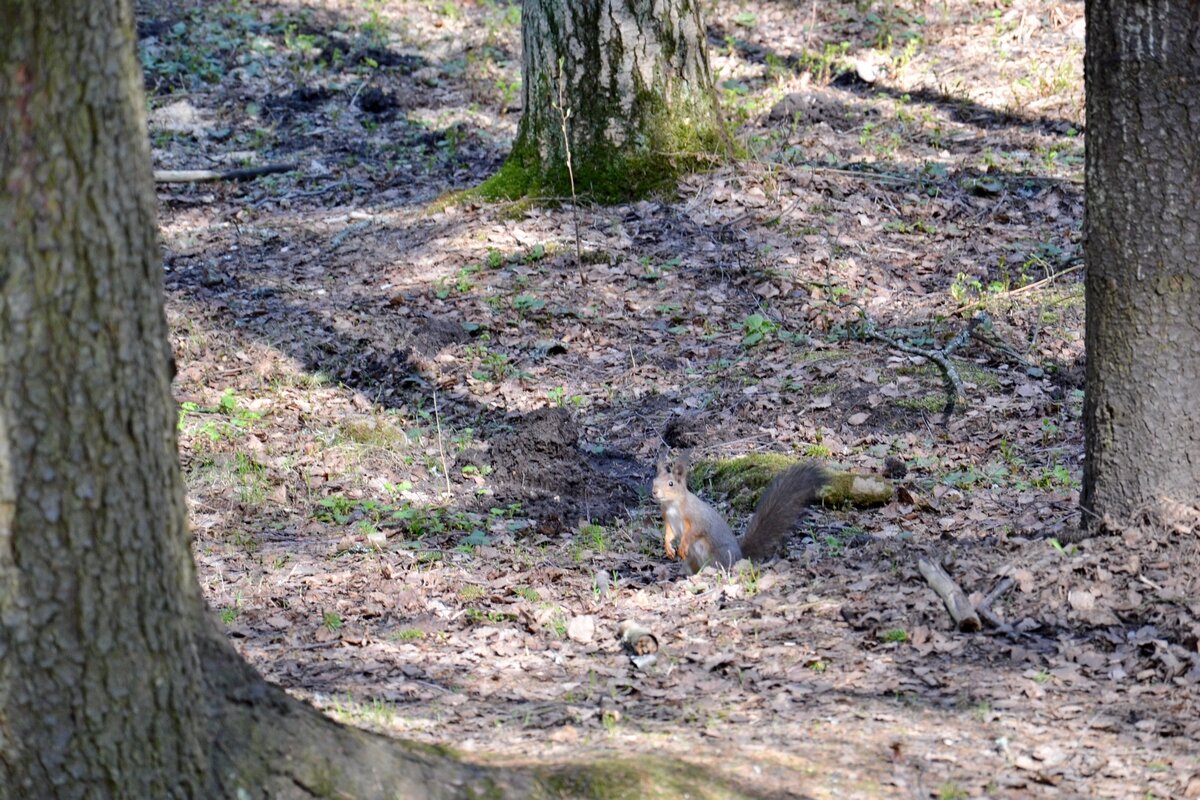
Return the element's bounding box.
[0,3,745,797]
[483,0,728,202]
[1081,1,1200,533]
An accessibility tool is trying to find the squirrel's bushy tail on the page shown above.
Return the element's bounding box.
[738,462,828,561]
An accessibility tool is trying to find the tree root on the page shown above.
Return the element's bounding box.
[197,626,761,799]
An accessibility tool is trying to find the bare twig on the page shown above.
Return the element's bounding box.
[553,57,585,282]
[432,387,452,500]
[327,220,373,252]
[977,576,1015,615]
[154,163,297,183]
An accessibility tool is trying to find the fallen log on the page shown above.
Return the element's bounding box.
[154,163,297,183]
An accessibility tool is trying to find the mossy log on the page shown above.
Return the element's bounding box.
[692,454,894,510]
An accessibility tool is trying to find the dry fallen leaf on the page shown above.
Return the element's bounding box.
[566,615,596,644]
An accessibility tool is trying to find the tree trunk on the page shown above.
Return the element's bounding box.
[1080,2,1200,533]
[0,3,212,793]
[482,0,728,203]
[0,3,746,797]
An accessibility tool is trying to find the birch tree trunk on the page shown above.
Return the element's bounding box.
[0,3,740,796]
[482,0,728,202]
[1080,1,1200,533]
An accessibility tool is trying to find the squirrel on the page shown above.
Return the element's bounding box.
[652,452,828,574]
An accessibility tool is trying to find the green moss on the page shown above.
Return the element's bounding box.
[824,471,893,506]
[897,395,944,412]
[537,757,753,799]
[477,148,540,201]
[691,453,799,512]
[474,86,729,205]
[896,361,999,390]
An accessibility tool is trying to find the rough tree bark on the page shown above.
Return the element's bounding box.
[481,0,728,202]
[0,3,743,798]
[1080,1,1200,533]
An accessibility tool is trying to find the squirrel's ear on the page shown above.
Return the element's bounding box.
[655,456,669,475]
[673,450,691,478]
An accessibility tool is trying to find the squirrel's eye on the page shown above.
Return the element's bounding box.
[668,480,674,487]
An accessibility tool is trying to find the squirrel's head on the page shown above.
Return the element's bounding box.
[652,452,689,500]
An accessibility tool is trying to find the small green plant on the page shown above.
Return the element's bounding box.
[323,612,343,632]
[580,523,608,551]
[234,452,268,504]
[178,389,263,442]
[513,586,540,602]
[1032,669,1052,684]
[473,349,514,382]
[741,313,779,347]
[937,783,968,800]
[1034,462,1075,489]
[512,293,546,314]
[731,11,757,28]
[220,607,238,624]
[949,272,984,305]
[225,528,258,554]
[881,628,909,643]
[392,628,425,641]
[1048,538,1079,556]
[823,527,861,557]
[740,562,761,596]
[459,584,485,601]
[314,495,357,525]
[360,0,391,45]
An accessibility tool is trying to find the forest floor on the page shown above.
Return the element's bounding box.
[139,0,1200,797]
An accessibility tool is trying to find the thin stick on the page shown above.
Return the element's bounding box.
[154,163,297,183]
[553,57,585,282]
[432,387,452,500]
[977,576,1015,614]
[328,220,373,251]
[952,263,1083,315]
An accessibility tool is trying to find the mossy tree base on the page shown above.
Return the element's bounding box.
[483,0,729,204]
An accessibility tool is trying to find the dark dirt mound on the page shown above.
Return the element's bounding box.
[357,87,399,116]
[268,85,334,113]
[344,47,425,73]
[486,408,642,529]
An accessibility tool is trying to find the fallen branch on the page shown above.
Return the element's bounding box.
[154,163,297,183]
[918,558,981,632]
[860,315,987,425]
[975,576,1015,629]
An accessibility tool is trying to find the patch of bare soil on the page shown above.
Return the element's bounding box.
[143,0,1199,797]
